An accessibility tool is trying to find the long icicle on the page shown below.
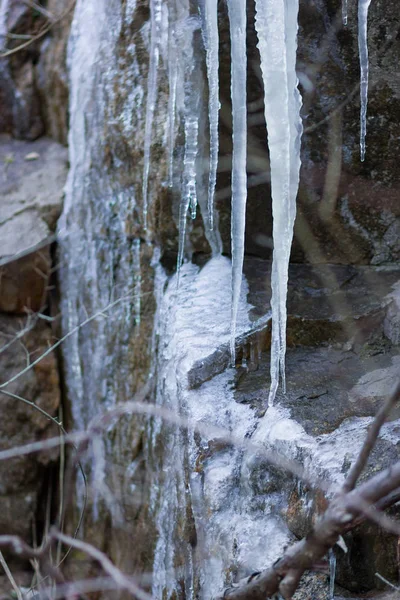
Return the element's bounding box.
[342,0,348,26]
[358,0,372,162]
[168,11,178,187]
[227,0,247,363]
[142,0,162,230]
[254,0,303,405]
[201,0,220,230]
[176,17,200,282]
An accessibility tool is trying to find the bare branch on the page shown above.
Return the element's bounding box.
[343,380,400,492]
[219,450,400,599]
[0,551,23,600]
[0,294,134,389]
[0,1,76,58]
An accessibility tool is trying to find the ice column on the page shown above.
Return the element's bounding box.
[201,0,220,230]
[358,0,372,161]
[176,16,201,278]
[142,0,162,230]
[254,0,303,405]
[227,0,247,363]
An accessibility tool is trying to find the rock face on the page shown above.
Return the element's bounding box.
[0,134,66,569]
[0,135,67,312]
[8,0,396,599]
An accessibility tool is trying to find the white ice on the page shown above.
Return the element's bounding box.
[342,0,348,26]
[176,14,201,278]
[358,0,372,161]
[201,0,220,230]
[142,0,162,230]
[329,548,336,599]
[227,0,247,363]
[254,0,303,405]
[167,15,178,186]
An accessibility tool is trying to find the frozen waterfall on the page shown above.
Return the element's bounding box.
[144,0,372,403]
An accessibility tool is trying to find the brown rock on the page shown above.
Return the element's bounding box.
[0,135,67,313]
[0,313,60,543]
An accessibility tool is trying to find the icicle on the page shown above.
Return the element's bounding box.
[168,21,178,187]
[329,548,336,599]
[254,0,303,405]
[227,0,247,364]
[176,18,201,280]
[0,0,10,51]
[133,238,141,327]
[177,115,199,278]
[342,0,348,26]
[358,0,371,162]
[201,0,220,230]
[142,0,162,230]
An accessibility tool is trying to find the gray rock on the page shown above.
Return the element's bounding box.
[0,135,67,313]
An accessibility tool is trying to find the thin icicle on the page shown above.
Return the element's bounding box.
[227,0,247,363]
[329,548,336,599]
[201,0,220,230]
[342,0,348,26]
[254,0,303,405]
[142,0,162,230]
[168,20,178,186]
[358,0,372,162]
[176,18,201,280]
[178,114,199,273]
[133,238,141,327]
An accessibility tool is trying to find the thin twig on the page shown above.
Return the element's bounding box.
[0,294,133,389]
[0,551,23,600]
[219,458,400,600]
[343,380,400,492]
[0,1,76,58]
[375,572,400,591]
[50,530,153,600]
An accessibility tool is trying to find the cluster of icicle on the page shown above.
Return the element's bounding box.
[142,0,372,406]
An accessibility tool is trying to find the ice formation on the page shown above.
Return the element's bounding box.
[201,0,220,229]
[176,15,201,277]
[142,0,162,230]
[254,0,303,404]
[329,548,336,599]
[153,0,372,401]
[167,17,178,186]
[227,0,247,362]
[342,0,348,26]
[358,0,372,161]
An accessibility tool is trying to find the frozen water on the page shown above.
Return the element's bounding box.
[227,0,248,364]
[201,0,220,230]
[142,0,162,229]
[358,0,372,161]
[342,0,348,26]
[254,0,303,404]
